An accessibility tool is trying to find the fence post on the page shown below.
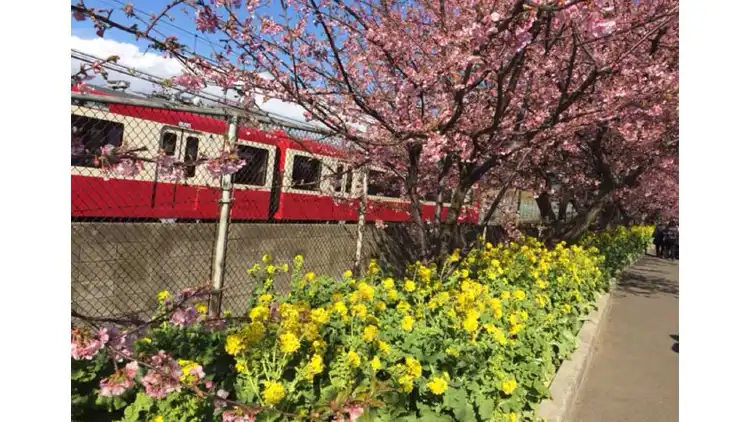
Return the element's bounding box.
[209,114,238,319]
[353,160,369,276]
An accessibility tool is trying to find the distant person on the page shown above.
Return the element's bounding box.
[663,221,678,260]
[652,223,666,258]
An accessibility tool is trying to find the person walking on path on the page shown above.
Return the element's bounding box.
[652,223,666,258]
[663,221,678,260]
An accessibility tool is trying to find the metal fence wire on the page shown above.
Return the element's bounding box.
[71,92,548,320]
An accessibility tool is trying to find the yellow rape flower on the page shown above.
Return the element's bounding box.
[404,279,416,292]
[398,375,414,393]
[368,259,380,275]
[157,290,171,303]
[401,315,415,332]
[509,324,524,336]
[512,290,526,301]
[279,332,301,354]
[312,340,327,354]
[418,265,432,281]
[370,356,382,371]
[195,303,208,315]
[463,316,479,333]
[405,357,422,378]
[347,351,361,368]
[258,294,273,305]
[427,373,450,395]
[177,359,201,383]
[396,301,411,314]
[302,322,319,340]
[310,308,330,324]
[333,301,348,316]
[501,379,517,395]
[305,354,324,380]
[293,254,304,269]
[535,295,548,307]
[357,282,375,301]
[383,277,395,290]
[363,325,379,342]
[235,359,249,374]
[225,333,246,356]
[151,417,164,422]
[351,303,367,319]
[249,305,270,322]
[243,321,265,343]
[378,341,391,355]
[386,289,398,301]
[262,254,272,265]
[489,298,503,319]
[342,269,353,279]
[446,346,460,357]
[263,381,285,405]
[376,301,386,311]
[562,303,572,313]
[501,291,511,300]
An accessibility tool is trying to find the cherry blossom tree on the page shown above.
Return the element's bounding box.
[72,0,679,258]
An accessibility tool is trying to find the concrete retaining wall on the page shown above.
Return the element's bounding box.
[72,222,501,318]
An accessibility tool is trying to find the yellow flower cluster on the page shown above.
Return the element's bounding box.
[262,381,285,405]
[218,227,647,416]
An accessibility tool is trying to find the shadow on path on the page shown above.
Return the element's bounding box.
[614,255,679,298]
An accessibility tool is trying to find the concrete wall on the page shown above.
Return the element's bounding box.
[72,222,501,318]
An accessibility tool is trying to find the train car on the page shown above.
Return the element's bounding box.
[71,86,480,224]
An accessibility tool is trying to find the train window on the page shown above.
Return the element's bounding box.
[333,164,345,192]
[367,170,402,198]
[184,136,200,178]
[291,155,322,191]
[71,114,124,167]
[161,132,177,156]
[233,145,269,186]
[344,167,353,193]
[425,189,454,204]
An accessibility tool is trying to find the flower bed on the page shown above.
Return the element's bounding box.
[72,226,652,422]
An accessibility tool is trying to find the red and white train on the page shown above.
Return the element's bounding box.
[71,86,481,224]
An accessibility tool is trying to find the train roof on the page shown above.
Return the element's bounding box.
[72,84,352,159]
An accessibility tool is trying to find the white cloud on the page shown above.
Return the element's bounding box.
[70,35,315,125]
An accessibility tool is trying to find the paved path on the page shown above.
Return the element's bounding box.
[568,255,678,422]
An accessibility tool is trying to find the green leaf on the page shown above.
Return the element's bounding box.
[120,392,153,422]
[443,387,476,421]
[476,396,495,421]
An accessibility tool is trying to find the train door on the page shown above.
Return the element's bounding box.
[153,126,208,218]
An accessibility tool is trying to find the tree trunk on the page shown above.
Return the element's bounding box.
[437,184,468,260]
[561,191,612,242]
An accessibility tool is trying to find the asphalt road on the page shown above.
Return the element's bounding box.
[568,255,679,422]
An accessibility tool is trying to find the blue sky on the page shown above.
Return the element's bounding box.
[71,0,319,122]
[71,0,297,62]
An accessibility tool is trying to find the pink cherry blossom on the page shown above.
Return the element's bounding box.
[156,154,185,181]
[71,327,109,360]
[141,351,182,399]
[205,152,246,178]
[99,361,139,397]
[222,407,257,422]
[170,306,201,328]
[76,0,678,245]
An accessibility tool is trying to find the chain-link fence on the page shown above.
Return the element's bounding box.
[71,91,548,319]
